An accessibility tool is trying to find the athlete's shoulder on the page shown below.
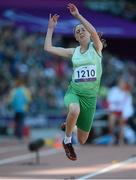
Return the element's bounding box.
[90,42,102,58]
[72,46,80,55]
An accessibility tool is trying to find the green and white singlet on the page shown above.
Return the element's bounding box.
[64,42,102,132]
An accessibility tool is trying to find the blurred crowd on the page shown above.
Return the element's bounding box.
[0,24,136,143]
[85,0,136,22]
[0,24,71,117]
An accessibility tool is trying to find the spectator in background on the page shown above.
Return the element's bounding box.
[8,78,32,140]
[107,77,134,144]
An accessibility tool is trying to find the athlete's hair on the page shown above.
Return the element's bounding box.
[73,24,107,48]
[97,31,107,48]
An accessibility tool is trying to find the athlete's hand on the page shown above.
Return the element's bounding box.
[48,14,59,29]
[67,3,80,18]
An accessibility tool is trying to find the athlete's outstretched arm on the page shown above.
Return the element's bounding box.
[44,14,74,58]
[67,3,103,54]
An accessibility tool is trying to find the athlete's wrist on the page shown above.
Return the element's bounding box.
[75,13,81,19]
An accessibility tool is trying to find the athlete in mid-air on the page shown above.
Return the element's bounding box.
[44,3,104,161]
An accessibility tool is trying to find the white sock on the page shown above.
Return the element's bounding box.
[64,135,72,144]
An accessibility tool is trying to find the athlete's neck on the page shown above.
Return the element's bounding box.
[80,41,90,53]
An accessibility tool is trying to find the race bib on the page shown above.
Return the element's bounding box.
[73,65,96,82]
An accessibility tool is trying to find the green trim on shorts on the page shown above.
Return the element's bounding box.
[64,87,97,132]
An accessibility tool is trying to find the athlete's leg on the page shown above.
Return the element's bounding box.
[63,90,80,160]
[65,103,80,137]
[77,128,90,144]
[76,96,97,144]
[62,103,80,161]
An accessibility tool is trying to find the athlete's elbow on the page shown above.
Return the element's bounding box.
[44,44,50,52]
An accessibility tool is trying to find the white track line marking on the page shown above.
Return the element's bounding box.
[78,156,136,179]
[0,146,26,154]
[0,148,63,165]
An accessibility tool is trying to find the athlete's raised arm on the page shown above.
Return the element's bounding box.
[44,14,74,58]
[67,3,103,54]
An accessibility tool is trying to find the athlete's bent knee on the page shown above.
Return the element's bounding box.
[78,138,87,145]
[69,104,80,119]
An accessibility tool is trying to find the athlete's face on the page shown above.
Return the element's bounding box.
[74,24,90,43]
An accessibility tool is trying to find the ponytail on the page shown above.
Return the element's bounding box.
[97,32,107,48]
